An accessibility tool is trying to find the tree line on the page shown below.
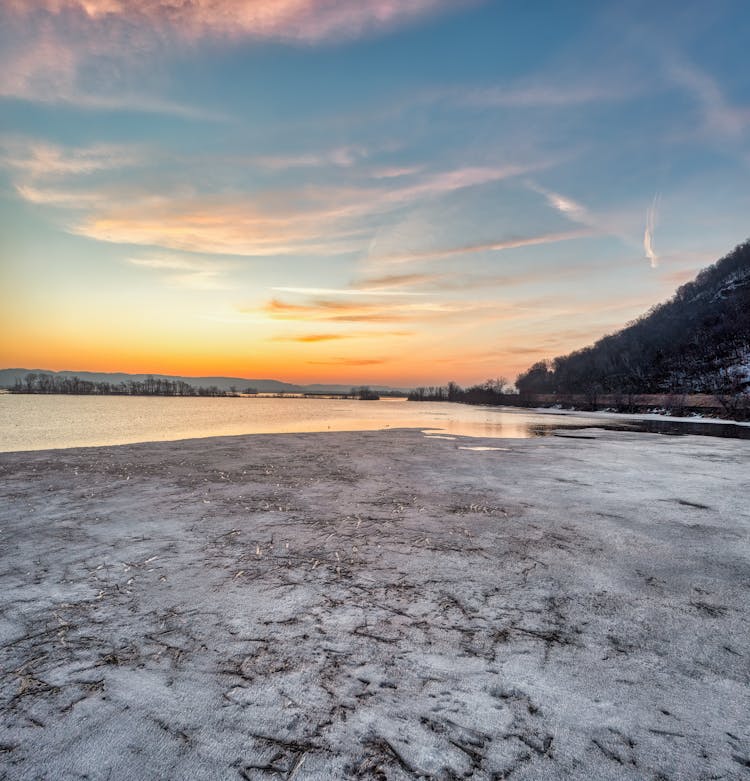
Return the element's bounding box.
[350,386,381,400]
[408,378,515,405]
[10,373,255,397]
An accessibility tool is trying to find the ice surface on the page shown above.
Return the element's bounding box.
[0,429,748,779]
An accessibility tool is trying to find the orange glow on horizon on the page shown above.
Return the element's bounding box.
[0,339,560,388]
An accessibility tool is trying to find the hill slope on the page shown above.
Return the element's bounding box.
[517,240,750,396]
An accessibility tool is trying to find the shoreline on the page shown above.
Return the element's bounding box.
[528,407,750,426]
[526,404,750,427]
[1,429,748,779]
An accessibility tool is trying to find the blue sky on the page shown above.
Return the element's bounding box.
[1,0,749,384]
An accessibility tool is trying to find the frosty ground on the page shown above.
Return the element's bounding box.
[0,428,748,780]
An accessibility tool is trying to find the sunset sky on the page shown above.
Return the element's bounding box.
[1,1,749,386]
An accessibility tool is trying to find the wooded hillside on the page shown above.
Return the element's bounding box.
[517,241,750,397]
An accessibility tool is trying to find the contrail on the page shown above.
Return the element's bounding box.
[644,193,661,268]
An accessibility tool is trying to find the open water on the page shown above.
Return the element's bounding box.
[1,394,747,452]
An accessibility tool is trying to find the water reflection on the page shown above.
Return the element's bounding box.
[0,395,747,452]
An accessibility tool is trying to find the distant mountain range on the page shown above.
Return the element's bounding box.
[516,239,750,396]
[0,369,411,396]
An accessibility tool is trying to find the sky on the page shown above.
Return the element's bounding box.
[1,1,749,387]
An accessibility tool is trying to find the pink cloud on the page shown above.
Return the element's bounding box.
[0,137,140,177]
[1,1,468,108]
[6,137,541,257]
[5,1,461,43]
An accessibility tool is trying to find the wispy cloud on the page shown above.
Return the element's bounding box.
[275,333,350,343]
[527,182,594,226]
[253,297,479,324]
[5,1,460,43]
[252,145,369,171]
[273,330,413,342]
[448,82,629,110]
[14,174,373,255]
[15,183,113,208]
[666,58,750,139]
[353,273,438,290]
[643,193,660,269]
[307,358,386,366]
[380,163,537,205]
[127,253,232,290]
[354,264,595,293]
[371,166,423,179]
[0,1,461,109]
[528,180,654,259]
[0,137,140,177]
[370,229,593,265]
[1,137,144,213]
[271,286,424,297]
[0,11,224,117]
[10,148,540,257]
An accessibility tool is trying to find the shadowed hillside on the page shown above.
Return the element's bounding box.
[517,241,750,398]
